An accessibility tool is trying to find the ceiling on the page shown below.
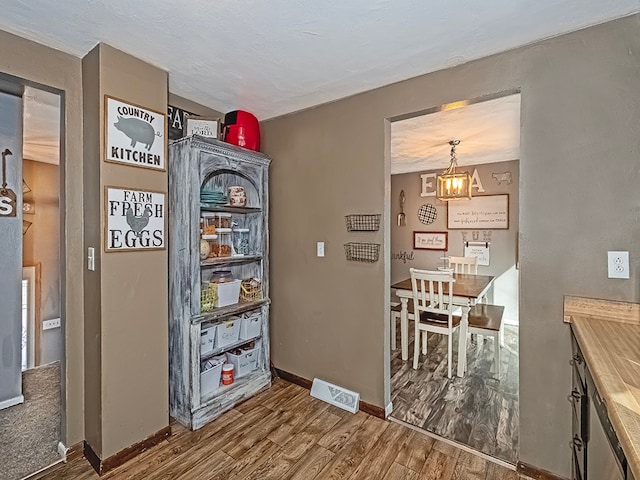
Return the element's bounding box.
[23,86,60,165]
[390,94,521,174]
[1,1,638,121]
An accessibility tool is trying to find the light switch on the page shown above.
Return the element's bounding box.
[88,247,95,271]
[317,242,325,257]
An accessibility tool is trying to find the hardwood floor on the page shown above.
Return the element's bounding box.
[390,324,519,465]
[34,379,531,480]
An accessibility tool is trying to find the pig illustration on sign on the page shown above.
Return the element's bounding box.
[114,116,161,151]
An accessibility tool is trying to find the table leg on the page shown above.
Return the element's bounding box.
[400,297,409,361]
[457,305,470,377]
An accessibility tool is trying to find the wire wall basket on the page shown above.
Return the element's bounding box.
[344,242,380,263]
[344,214,381,232]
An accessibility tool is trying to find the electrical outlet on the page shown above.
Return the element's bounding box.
[317,242,325,257]
[607,251,629,279]
[43,318,61,330]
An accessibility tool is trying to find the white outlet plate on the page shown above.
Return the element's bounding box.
[43,318,61,330]
[317,242,325,257]
[607,251,629,279]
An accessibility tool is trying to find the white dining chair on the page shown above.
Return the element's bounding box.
[467,304,505,375]
[448,256,478,274]
[410,268,461,378]
[391,303,428,353]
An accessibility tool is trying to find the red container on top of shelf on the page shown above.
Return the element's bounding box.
[223,110,260,151]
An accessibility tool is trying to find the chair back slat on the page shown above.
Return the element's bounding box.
[409,268,456,326]
[448,256,478,275]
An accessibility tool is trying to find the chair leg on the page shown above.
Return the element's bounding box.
[391,313,397,350]
[494,332,501,377]
[412,323,421,370]
[421,330,428,355]
[447,333,452,378]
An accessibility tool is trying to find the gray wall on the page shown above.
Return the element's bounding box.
[0,90,23,406]
[262,15,640,477]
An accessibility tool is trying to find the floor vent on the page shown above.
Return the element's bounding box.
[310,378,359,413]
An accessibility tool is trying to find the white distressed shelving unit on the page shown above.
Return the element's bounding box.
[168,135,271,430]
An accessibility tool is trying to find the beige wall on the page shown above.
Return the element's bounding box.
[168,93,223,119]
[23,160,63,364]
[390,159,520,283]
[83,44,169,459]
[262,15,640,477]
[0,29,84,446]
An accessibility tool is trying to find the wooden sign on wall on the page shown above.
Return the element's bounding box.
[447,194,509,230]
[105,187,166,252]
[105,96,166,171]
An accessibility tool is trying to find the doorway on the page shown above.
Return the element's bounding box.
[387,92,521,466]
[0,80,63,479]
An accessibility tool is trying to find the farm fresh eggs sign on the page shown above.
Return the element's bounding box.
[105,96,166,171]
[105,187,166,251]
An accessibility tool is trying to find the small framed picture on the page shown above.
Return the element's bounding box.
[413,231,448,251]
[184,117,221,139]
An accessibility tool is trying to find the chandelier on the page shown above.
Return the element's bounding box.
[436,140,472,201]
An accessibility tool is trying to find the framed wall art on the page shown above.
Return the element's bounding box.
[413,231,448,251]
[105,186,166,252]
[447,194,509,230]
[184,117,221,139]
[105,95,166,171]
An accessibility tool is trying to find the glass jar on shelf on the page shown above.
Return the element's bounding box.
[201,212,233,235]
[232,228,250,256]
[206,228,232,258]
[210,270,233,283]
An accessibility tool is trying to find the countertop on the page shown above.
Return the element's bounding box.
[566,295,640,480]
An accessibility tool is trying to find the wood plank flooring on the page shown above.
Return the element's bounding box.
[390,324,519,465]
[34,379,531,480]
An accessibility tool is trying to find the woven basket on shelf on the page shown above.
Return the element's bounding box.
[201,283,219,312]
[240,279,263,302]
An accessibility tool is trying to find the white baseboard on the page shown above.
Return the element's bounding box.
[385,401,393,417]
[0,394,24,411]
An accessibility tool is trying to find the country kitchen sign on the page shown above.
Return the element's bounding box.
[105,96,166,171]
[105,186,166,251]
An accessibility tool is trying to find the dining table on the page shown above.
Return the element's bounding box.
[391,273,495,377]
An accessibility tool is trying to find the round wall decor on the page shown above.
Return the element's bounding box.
[418,204,437,224]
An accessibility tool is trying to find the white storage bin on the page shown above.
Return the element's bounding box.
[226,345,261,379]
[213,279,242,308]
[200,325,216,356]
[240,314,261,340]
[215,318,241,348]
[200,361,223,396]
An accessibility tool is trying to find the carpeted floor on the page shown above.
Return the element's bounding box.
[0,362,61,480]
[390,325,519,465]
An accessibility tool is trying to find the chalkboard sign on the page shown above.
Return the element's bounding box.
[447,194,509,230]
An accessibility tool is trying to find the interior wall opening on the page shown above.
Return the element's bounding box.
[386,90,521,466]
[0,75,64,480]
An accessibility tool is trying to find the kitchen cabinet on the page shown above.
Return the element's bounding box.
[168,136,271,430]
[571,326,628,480]
[570,330,588,480]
